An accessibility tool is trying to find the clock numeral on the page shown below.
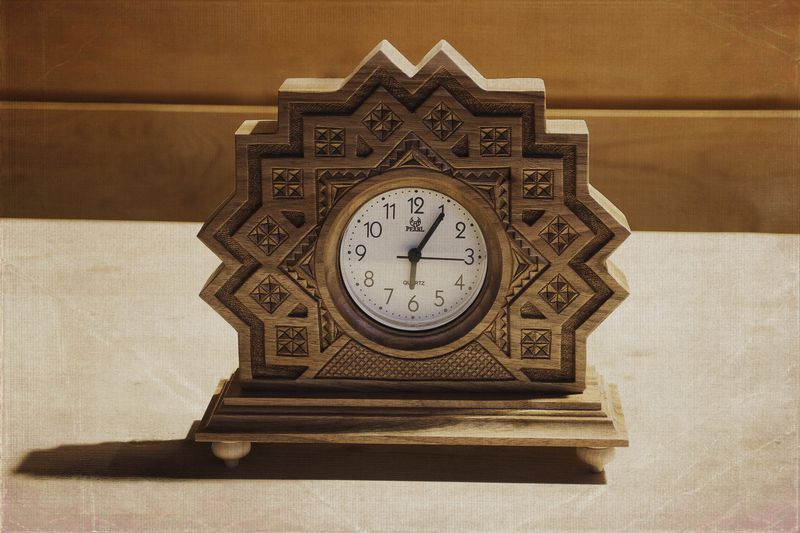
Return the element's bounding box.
[434,290,445,307]
[438,204,445,215]
[383,202,396,220]
[384,287,394,304]
[408,295,419,312]
[364,221,382,238]
[408,196,424,214]
[465,248,475,265]
[364,270,375,287]
[455,221,466,239]
[355,244,366,261]
[455,274,464,290]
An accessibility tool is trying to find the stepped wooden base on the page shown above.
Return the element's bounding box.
[195,368,628,473]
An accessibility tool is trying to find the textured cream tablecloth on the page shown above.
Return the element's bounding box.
[1,219,798,531]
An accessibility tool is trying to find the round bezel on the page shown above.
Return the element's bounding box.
[338,186,489,331]
[315,169,510,356]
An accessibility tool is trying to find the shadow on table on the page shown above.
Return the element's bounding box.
[14,423,606,484]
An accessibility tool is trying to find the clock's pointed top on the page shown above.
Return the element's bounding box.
[364,39,417,77]
[346,39,476,81]
[417,40,487,87]
[279,40,544,96]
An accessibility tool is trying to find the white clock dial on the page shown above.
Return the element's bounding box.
[339,187,488,331]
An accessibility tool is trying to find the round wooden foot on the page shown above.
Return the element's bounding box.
[211,441,251,468]
[576,446,615,473]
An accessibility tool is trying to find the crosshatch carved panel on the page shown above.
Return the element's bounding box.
[522,169,554,199]
[247,215,288,256]
[314,127,346,156]
[198,41,629,393]
[540,215,579,255]
[362,103,403,141]
[271,168,304,199]
[250,275,290,314]
[275,326,308,357]
[539,274,580,314]
[479,127,511,156]
[521,328,551,359]
[422,102,463,141]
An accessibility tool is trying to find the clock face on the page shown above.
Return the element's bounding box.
[339,187,488,331]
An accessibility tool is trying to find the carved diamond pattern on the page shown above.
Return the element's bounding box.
[479,127,511,156]
[314,127,345,156]
[250,275,290,313]
[540,215,579,255]
[275,326,308,357]
[522,169,554,199]
[247,215,288,256]
[521,329,551,359]
[422,102,463,141]
[271,168,303,198]
[539,274,579,313]
[362,103,403,141]
[197,42,631,386]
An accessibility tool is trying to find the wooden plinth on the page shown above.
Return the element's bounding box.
[195,368,628,472]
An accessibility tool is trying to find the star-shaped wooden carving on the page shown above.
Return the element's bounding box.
[199,41,629,393]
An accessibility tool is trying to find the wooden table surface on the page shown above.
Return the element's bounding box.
[1,219,797,531]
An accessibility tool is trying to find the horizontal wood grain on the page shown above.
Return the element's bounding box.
[0,102,257,222]
[1,102,798,232]
[194,371,628,448]
[583,109,800,233]
[1,0,797,109]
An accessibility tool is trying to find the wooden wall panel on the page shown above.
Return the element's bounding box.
[2,1,797,109]
[2,103,797,233]
[0,103,260,222]
[583,110,799,233]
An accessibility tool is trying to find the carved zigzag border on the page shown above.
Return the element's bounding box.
[199,42,628,383]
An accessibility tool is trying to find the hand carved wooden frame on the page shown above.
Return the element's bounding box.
[198,40,630,394]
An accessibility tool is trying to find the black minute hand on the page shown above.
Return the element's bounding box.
[395,255,464,262]
[403,211,445,290]
[415,211,445,253]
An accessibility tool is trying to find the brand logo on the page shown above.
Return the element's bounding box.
[405,216,424,232]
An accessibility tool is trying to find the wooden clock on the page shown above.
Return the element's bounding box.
[195,41,630,473]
